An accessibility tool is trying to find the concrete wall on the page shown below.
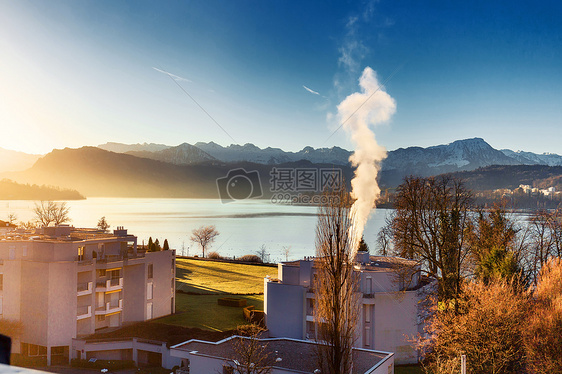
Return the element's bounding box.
[265,281,305,340]
[2,260,22,353]
[365,352,394,374]
[72,338,180,369]
[359,271,399,294]
[122,263,145,322]
[47,262,77,347]
[147,251,174,319]
[278,264,299,285]
[373,291,418,364]
[20,262,49,346]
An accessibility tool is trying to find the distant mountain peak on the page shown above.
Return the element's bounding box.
[98,142,170,154]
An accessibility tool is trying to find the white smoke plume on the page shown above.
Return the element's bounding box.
[337,66,396,253]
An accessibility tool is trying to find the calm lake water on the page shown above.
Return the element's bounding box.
[0,198,390,262]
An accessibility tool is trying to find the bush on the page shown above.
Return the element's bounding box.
[243,305,265,326]
[237,254,262,263]
[524,258,562,373]
[417,280,530,374]
[207,251,222,259]
[218,297,247,307]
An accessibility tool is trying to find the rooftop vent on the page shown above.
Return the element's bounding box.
[113,226,128,237]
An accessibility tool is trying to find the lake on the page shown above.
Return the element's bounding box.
[0,198,391,262]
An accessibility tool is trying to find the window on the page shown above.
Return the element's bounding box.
[109,269,120,279]
[365,304,371,323]
[364,326,371,346]
[77,246,85,261]
[147,303,153,319]
[148,264,153,279]
[9,246,15,260]
[147,283,153,300]
[365,276,372,294]
[27,344,47,357]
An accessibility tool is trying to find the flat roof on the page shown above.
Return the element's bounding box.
[0,227,135,243]
[172,336,392,374]
[281,255,418,271]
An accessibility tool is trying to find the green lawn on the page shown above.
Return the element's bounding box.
[157,293,264,331]
[155,258,272,332]
[175,258,276,294]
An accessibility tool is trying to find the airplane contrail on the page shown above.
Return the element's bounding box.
[152,67,192,83]
[155,65,236,143]
[303,85,321,95]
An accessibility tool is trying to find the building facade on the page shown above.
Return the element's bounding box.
[0,225,175,365]
[264,253,434,364]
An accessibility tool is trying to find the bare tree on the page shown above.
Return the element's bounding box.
[97,216,110,232]
[256,244,269,263]
[313,187,359,374]
[376,222,393,256]
[190,225,219,258]
[34,201,71,227]
[6,213,17,225]
[282,246,291,262]
[227,325,272,374]
[386,176,472,301]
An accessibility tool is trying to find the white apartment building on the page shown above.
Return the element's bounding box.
[264,253,434,364]
[0,225,175,365]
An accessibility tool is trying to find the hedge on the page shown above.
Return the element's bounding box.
[243,305,265,327]
[218,297,247,307]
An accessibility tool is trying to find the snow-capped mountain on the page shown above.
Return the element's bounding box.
[94,138,562,181]
[194,142,352,165]
[500,149,562,166]
[383,138,520,177]
[98,142,171,154]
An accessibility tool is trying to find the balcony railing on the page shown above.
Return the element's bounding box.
[77,281,93,296]
[77,305,92,320]
[95,278,123,292]
[95,299,123,315]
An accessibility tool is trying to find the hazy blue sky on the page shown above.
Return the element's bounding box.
[1,0,561,155]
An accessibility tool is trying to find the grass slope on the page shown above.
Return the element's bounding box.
[175,258,276,294]
[156,258,273,331]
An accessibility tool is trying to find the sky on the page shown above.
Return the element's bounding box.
[1,0,561,155]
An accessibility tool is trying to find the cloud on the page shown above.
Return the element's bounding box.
[152,67,192,83]
[303,85,321,95]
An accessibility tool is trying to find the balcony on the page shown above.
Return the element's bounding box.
[77,281,93,296]
[77,305,92,320]
[95,299,123,315]
[95,278,123,292]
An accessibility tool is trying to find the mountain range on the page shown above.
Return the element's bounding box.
[4,138,562,197]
